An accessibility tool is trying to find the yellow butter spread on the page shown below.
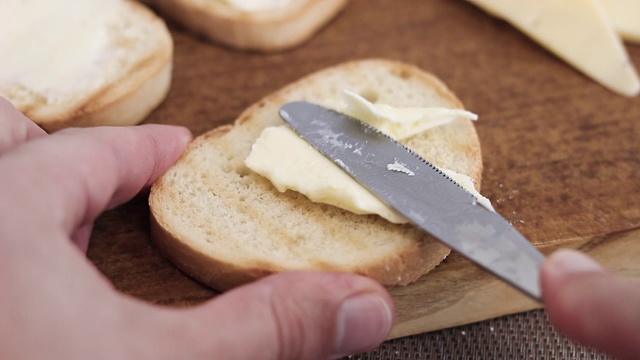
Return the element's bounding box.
[340,90,478,140]
[245,125,409,223]
[245,91,492,224]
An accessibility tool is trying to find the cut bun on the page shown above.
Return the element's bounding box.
[149,59,483,291]
[141,0,348,52]
[0,0,173,132]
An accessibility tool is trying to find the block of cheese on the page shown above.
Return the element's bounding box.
[467,0,640,97]
[598,0,640,43]
[0,0,173,132]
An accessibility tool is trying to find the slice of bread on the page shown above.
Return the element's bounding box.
[149,59,483,291]
[0,0,173,132]
[141,0,347,52]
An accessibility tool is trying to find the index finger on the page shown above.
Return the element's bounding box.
[0,124,192,236]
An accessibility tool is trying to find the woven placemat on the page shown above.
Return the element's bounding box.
[347,309,611,359]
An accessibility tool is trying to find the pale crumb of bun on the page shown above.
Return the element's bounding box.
[141,0,348,52]
[149,59,482,291]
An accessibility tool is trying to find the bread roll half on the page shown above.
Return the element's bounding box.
[0,0,173,132]
[142,0,347,52]
[149,59,483,291]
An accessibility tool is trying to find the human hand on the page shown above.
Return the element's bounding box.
[0,97,393,360]
[542,249,640,360]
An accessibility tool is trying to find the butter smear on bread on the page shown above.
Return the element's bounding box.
[1,0,142,106]
[245,90,493,224]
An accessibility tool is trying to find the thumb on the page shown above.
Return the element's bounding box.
[541,249,640,360]
[168,272,394,360]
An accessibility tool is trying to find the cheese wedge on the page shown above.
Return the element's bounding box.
[598,0,640,43]
[467,0,640,97]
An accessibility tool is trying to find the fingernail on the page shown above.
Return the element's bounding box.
[173,126,194,146]
[335,293,393,356]
[547,249,604,275]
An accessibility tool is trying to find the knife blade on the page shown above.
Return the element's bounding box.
[279,101,545,301]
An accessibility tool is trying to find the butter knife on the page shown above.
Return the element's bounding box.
[279,101,545,301]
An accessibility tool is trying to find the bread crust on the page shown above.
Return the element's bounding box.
[38,59,172,133]
[142,0,348,52]
[3,0,173,132]
[150,59,483,291]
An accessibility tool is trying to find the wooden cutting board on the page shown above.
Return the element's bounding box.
[87,0,640,339]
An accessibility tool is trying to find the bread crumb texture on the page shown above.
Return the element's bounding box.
[150,59,482,290]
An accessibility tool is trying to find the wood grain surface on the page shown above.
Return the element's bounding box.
[87,0,640,339]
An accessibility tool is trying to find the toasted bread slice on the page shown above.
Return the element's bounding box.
[149,59,483,291]
[0,0,173,132]
[141,0,347,52]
